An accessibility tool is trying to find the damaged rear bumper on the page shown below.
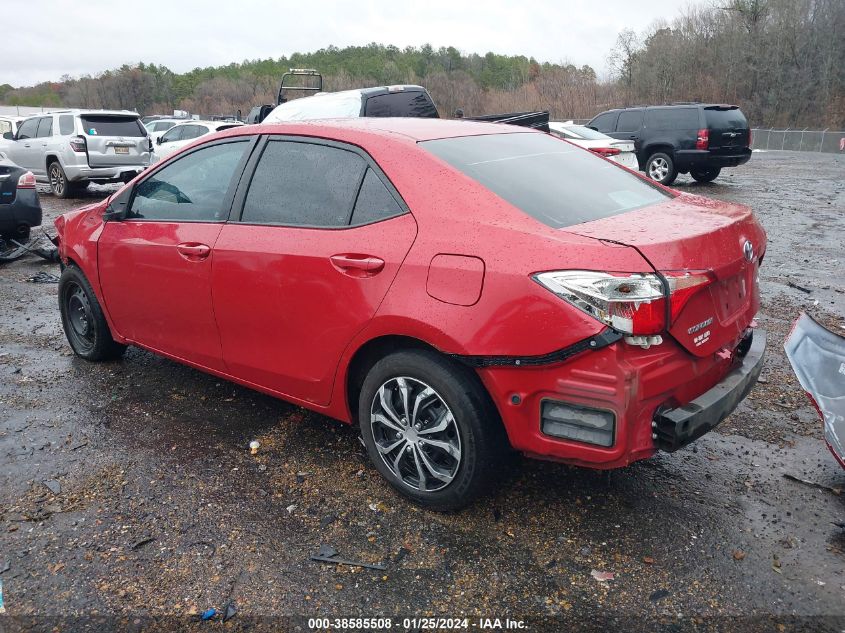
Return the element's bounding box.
[653,330,766,452]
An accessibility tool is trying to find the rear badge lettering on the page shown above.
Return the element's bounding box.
[693,331,711,347]
[688,317,714,335]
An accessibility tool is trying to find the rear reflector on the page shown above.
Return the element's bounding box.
[696,129,709,150]
[590,147,621,157]
[541,400,615,447]
[17,171,36,189]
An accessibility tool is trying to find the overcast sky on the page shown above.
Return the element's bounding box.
[2,0,703,88]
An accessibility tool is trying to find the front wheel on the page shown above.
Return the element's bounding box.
[690,167,721,183]
[59,266,126,361]
[358,349,505,511]
[646,152,678,185]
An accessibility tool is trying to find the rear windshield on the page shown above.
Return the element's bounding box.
[559,125,608,140]
[422,133,670,228]
[364,91,439,118]
[704,107,747,129]
[80,115,146,137]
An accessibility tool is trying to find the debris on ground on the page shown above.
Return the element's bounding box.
[130,536,155,550]
[310,545,387,571]
[649,589,670,602]
[733,550,747,561]
[223,602,237,622]
[200,608,216,621]
[786,280,812,294]
[25,271,59,284]
[590,570,615,582]
[783,473,842,495]
[41,480,61,495]
[249,440,260,455]
[0,578,5,614]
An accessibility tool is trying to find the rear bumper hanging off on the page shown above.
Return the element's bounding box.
[652,329,766,451]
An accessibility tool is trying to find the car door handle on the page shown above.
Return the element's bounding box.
[330,254,385,277]
[176,242,211,260]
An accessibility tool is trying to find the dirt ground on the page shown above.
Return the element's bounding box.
[1,150,843,632]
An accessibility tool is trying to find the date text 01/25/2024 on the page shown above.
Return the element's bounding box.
[307,617,528,630]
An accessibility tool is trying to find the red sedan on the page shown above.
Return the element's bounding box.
[55,119,767,510]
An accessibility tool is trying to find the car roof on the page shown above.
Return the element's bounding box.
[46,109,141,116]
[234,117,529,142]
[170,119,243,128]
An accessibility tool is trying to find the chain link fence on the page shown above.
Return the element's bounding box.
[751,128,845,153]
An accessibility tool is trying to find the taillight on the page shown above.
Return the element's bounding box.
[69,135,87,153]
[534,270,713,335]
[17,171,36,189]
[696,129,709,150]
[590,147,621,157]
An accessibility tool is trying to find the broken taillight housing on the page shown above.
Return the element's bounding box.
[534,270,713,335]
[696,129,709,150]
[69,135,87,153]
[17,171,36,189]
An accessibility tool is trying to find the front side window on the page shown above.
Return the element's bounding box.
[241,140,366,227]
[129,141,248,222]
[590,112,618,134]
[160,126,184,143]
[422,132,670,229]
[16,118,38,140]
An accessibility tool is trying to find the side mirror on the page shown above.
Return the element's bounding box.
[587,126,599,132]
[2,132,13,140]
[103,199,129,222]
[156,137,163,145]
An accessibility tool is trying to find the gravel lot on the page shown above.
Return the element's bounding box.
[1,150,843,632]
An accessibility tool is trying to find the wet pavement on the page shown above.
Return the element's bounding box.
[0,151,843,632]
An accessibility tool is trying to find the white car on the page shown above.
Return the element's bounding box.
[153,120,244,162]
[144,118,185,142]
[0,116,24,139]
[548,121,638,170]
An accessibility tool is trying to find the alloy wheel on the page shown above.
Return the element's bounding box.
[648,157,669,181]
[49,164,64,196]
[369,377,462,492]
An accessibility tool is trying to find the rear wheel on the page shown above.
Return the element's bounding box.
[59,265,126,361]
[690,167,721,183]
[358,349,505,511]
[48,161,72,199]
[646,152,677,185]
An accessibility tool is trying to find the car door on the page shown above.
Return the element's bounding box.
[98,137,254,370]
[32,116,54,178]
[211,137,418,405]
[6,118,40,170]
[614,109,644,152]
[155,124,190,159]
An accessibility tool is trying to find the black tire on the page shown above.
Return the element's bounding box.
[59,265,126,361]
[690,167,721,183]
[358,349,505,511]
[48,161,72,199]
[645,152,678,185]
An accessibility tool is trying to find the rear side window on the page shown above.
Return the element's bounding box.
[242,141,366,227]
[35,117,53,138]
[59,115,75,135]
[704,108,747,129]
[422,133,670,229]
[351,169,403,225]
[364,91,439,118]
[590,112,617,133]
[644,108,699,130]
[80,115,145,137]
[617,110,643,133]
[129,141,248,222]
[17,118,38,139]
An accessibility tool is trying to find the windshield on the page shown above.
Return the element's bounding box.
[421,133,670,229]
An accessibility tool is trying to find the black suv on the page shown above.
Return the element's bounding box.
[588,104,751,185]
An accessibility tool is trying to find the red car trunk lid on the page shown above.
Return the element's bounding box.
[566,193,766,357]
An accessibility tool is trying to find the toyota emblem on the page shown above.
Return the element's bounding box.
[743,240,754,262]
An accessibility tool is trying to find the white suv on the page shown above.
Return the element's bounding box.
[1,109,152,198]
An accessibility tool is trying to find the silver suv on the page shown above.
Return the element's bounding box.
[0,110,152,198]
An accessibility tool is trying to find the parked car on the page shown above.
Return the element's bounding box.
[144,118,182,142]
[548,121,637,170]
[55,119,766,510]
[258,71,549,131]
[153,120,244,162]
[0,152,42,240]
[1,110,152,198]
[0,115,24,139]
[587,104,751,185]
